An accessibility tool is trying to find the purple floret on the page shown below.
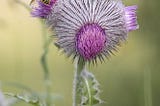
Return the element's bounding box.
[76,23,106,60]
[125,5,139,32]
[31,0,56,18]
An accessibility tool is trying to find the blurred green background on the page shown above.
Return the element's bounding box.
[0,0,160,106]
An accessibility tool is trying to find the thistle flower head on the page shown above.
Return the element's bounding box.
[125,5,139,31]
[31,0,57,18]
[32,0,139,62]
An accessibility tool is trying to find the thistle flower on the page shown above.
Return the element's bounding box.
[31,0,57,18]
[31,0,139,62]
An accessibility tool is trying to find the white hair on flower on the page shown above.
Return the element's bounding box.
[46,0,138,62]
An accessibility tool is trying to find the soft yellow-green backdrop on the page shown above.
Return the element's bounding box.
[0,0,160,106]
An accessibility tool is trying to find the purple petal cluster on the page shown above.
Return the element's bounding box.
[31,0,57,18]
[76,23,106,60]
[125,5,139,31]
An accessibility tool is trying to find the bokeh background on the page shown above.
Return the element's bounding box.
[0,0,160,106]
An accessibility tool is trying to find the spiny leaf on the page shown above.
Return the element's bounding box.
[4,92,45,106]
[80,70,103,106]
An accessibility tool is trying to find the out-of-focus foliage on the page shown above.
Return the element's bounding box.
[0,0,160,106]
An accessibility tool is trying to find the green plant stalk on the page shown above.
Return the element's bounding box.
[10,1,53,106]
[83,76,92,106]
[73,58,85,106]
[40,19,52,106]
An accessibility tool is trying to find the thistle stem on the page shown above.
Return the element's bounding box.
[11,1,52,106]
[83,75,92,106]
[40,19,52,106]
[73,58,85,106]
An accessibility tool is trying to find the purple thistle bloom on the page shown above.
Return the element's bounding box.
[125,5,139,31]
[32,0,139,62]
[76,23,106,60]
[31,0,57,18]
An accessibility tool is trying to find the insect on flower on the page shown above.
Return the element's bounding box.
[31,0,139,63]
[31,0,56,18]
[30,0,35,5]
[41,0,51,4]
[30,0,51,5]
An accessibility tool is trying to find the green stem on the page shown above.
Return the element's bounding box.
[40,19,52,106]
[83,76,92,106]
[11,1,52,106]
[73,58,85,106]
[40,19,50,80]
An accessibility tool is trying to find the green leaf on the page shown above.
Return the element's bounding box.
[80,70,103,106]
[4,92,45,106]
